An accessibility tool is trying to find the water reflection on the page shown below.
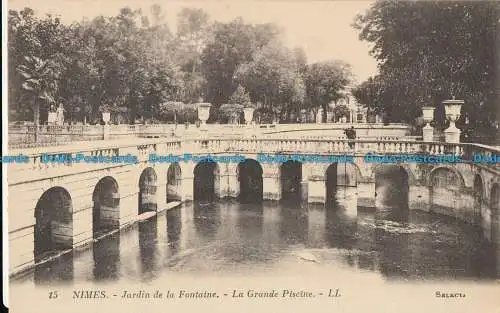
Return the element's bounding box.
[16,197,500,286]
[325,201,357,250]
[138,217,159,280]
[237,202,264,240]
[93,234,120,281]
[355,211,377,271]
[375,215,411,279]
[167,207,182,254]
[34,251,74,284]
[193,202,221,241]
[279,198,308,245]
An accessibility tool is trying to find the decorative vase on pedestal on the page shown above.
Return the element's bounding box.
[442,99,463,144]
[421,106,435,142]
[197,102,212,131]
[243,107,255,125]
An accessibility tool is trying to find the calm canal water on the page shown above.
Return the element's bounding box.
[11,197,500,285]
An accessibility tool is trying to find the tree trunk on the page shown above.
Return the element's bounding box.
[34,100,40,143]
[322,104,327,123]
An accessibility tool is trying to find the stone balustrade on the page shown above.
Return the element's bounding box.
[8,122,411,148]
[7,137,499,187]
[187,138,467,156]
[6,134,500,277]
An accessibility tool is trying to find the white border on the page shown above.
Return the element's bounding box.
[3,0,10,308]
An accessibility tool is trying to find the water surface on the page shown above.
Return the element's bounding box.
[12,198,500,285]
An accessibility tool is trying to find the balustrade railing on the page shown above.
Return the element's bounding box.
[187,138,467,155]
[8,122,412,148]
[6,137,499,186]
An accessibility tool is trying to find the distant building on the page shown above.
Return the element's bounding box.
[320,86,381,124]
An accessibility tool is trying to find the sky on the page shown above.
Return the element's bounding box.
[7,0,379,82]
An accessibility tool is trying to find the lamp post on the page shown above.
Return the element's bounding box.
[442,99,464,143]
[421,106,435,141]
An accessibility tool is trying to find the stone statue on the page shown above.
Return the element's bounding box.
[56,103,65,125]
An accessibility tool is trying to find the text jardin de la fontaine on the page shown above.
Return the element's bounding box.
[72,289,342,299]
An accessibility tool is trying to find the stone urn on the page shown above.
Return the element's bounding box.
[442,99,463,143]
[197,102,212,131]
[102,112,111,124]
[243,107,255,125]
[421,106,435,142]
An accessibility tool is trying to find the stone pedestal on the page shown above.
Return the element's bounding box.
[103,124,110,140]
[422,124,434,142]
[48,112,57,125]
[444,123,461,143]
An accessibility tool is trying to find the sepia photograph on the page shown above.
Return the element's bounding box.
[3,0,500,312]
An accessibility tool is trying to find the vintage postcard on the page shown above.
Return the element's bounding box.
[3,0,500,312]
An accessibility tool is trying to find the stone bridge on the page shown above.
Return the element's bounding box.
[6,137,500,276]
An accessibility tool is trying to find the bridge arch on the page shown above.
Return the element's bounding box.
[34,187,73,262]
[429,167,465,214]
[371,164,415,185]
[93,176,120,238]
[473,174,485,225]
[193,160,220,202]
[138,167,158,214]
[167,162,182,202]
[280,160,302,199]
[428,166,466,188]
[491,183,500,243]
[374,165,409,210]
[325,163,360,206]
[238,158,263,203]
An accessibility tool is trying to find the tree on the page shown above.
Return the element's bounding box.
[218,103,243,124]
[174,8,210,103]
[16,56,60,140]
[305,60,353,122]
[332,104,350,122]
[353,1,500,128]
[234,40,304,122]
[159,101,198,123]
[292,47,308,75]
[201,18,256,105]
[201,18,282,106]
[176,8,210,73]
[229,84,252,107]
[8,8,67,122]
